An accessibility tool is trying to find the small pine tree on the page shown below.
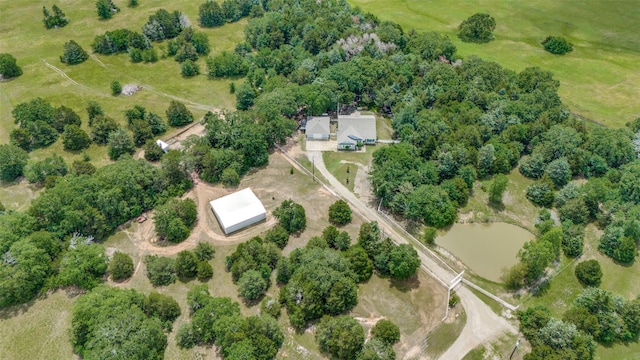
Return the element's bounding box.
[60,40,88,65]
[111,80,122,96]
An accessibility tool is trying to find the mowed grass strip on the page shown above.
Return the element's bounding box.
[348,0,640,127]
[0,0,243,148]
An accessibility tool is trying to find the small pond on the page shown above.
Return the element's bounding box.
[436,223,534,282]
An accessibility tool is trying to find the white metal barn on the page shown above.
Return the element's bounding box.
[156,139,170,153]
[209,188,266,234]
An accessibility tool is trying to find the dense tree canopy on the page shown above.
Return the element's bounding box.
[458,13,496,43]
[273,199,306,234]
[315,315,365,360]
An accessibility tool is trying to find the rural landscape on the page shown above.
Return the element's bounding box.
[1,0,639,360]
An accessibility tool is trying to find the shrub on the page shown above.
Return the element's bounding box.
[176,323,197,349]
[237,269,267,301]
[144,255,176,286]
[260,296,281,318]
[194,242,215,261]
[422,227,437,246]
[273,199,306,234]
[575,260,602,287]
[328,199,352,226]
[371,319,401,345]
[0,53,22,78]
[111,80,122,95]
[265,225,290,249]
[109,251,134,281]
[60,40,88,65]
[144,141,164,162]
[175,250,199,279]
[542,36,573,55]
[196,261,213,281]
[181,59,200,77]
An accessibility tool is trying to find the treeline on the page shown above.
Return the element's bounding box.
[0,157,189,308]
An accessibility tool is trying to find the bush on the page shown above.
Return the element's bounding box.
[176,323,197,349]
[542,36,573,55]
[0,53,22,78]
[0,144,29,182]
[144,255,176,286]
[422,227,437,246]
[260,296,281,318]
[109,251,134,281]
[62,125,91,151]
[196,261,213,281]
[166,100,194,127]
[175,250,199,279]
[60,40,88,65]
[265,225,290,249]
[181,59,200,77]
[315,315,365,359]
[328,199,352,226]
[144,292,181,329]
[237,269,268,301]
[526,181,555,208]
[371,319,401,345]
[575,260,602,287]
[143,141,164,162]
[111,80,122,95]
[194,242,215,261]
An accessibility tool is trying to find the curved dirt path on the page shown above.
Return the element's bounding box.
[304,150,516,359]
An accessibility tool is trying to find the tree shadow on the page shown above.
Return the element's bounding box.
[389,274,420,292]
[488,201,505,212]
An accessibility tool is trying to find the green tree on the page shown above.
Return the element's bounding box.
[60,40,89,65]
[273,199,306,234]
[107,127,135,160]
[24,154,67,184]
[477,143,496,178]
[575,260,602,287]
[111,80,122,95]
[518,239,554,285]
[406,185,457,228]
[422,227,437,246]
[0,239,51,308]
[260,296,281,318]
[194,242,215,261]
[144,292,181,329]
[358,338,395,360]
[199,0,225,27]
[315,315,364,360]
[144,140,165,162]
[542,36,573,55]
[91,115,118,144]
[176,323,198,349]
[488,174,508,205]
[265,225,290,249]
[545,158,572,188]
[197,261,213,281]
[57,242,108,290]
[154,198,196,243]
[458,13,496,43]
[526,180,555,208]
[221,166,240,186]
[109,251,134,281]
[235,82,256,110]
[237,269,268,301]
[181,59,200,77]
[371,319,400,345]
[52,105,81,132]
[166,100,194,127]
[144,255,177,286]
[329,199,352,226]
[43,5,69,29]
[96,0,119,20]
[344,245,374,283]
[388,244,420,279]
[62,125,91,151]
[175,250,199,279]
[0,53,22,78]
[0,144,29,182]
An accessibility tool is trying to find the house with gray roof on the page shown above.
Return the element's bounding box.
[304,116,331,141]
[337,114,376,150]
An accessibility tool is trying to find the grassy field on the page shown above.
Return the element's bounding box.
[0,152,448,359]
[348,0,640,128]
[0,0,243,162]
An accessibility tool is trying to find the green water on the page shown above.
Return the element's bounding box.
[436,223,534,282]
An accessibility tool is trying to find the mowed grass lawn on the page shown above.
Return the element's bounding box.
[348,0,640,127]
[0,0,244,157]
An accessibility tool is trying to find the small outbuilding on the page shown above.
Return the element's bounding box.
[209,188,266,234]
[156,139,170,153]
[305,116,331,141]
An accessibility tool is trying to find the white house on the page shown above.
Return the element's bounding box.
[209,188,266,234]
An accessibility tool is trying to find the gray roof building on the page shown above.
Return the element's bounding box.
[305,116,331,140]
[337,114,377,150]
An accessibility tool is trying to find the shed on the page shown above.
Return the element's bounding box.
[156,139,170,153]
[209,188,266,234]
[305,116,331,140]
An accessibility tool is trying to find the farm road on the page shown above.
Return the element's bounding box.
[305,150,516,359]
